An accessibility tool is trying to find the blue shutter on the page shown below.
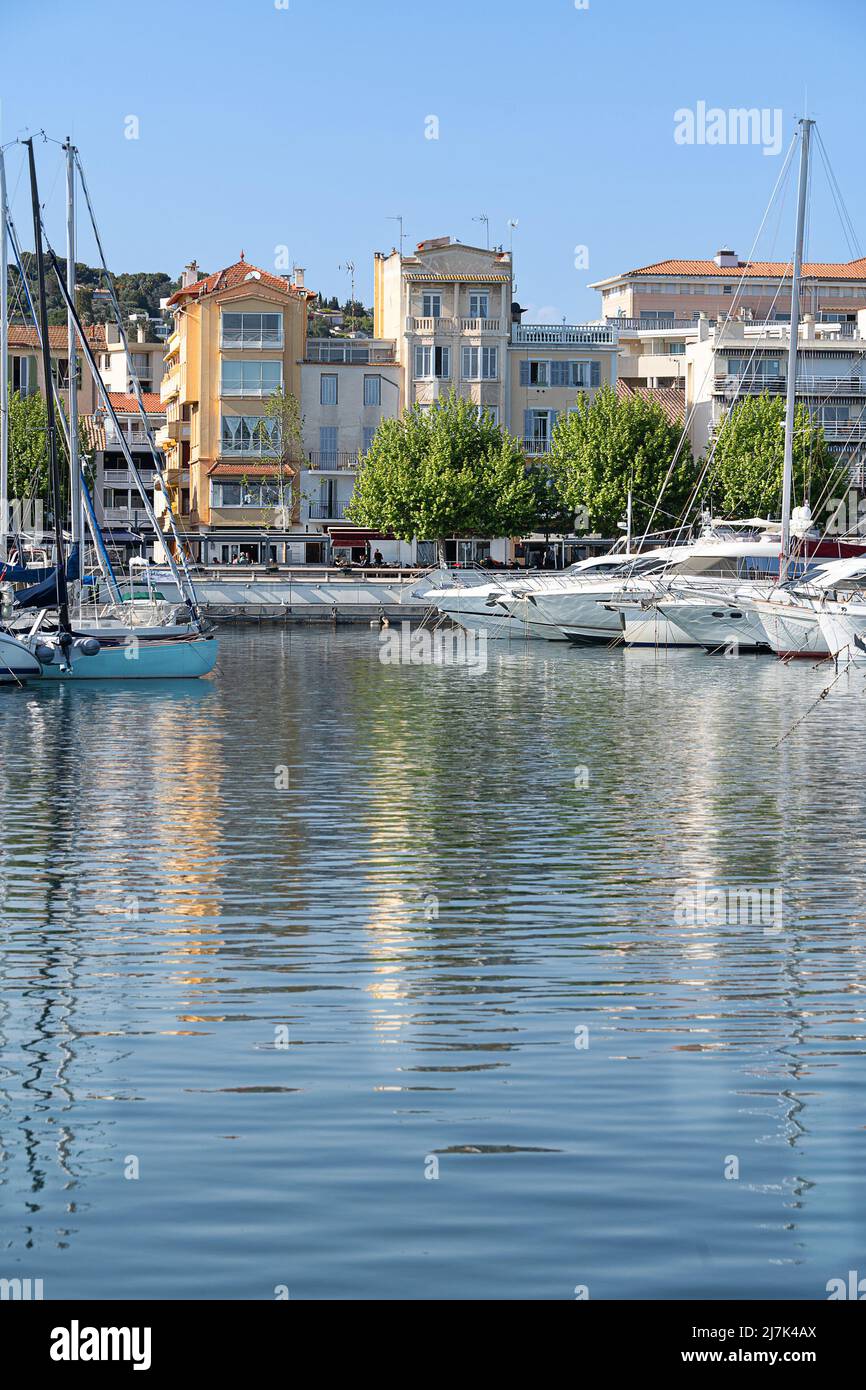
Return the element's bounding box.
[549,410,559,436]
[550,360,563,387]
[590,360,601,387]
[520,360,530,388]
[523,410,533,442]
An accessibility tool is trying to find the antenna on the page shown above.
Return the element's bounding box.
[473,213,490,249]
[339,260,356,333]
[387,215,405,259]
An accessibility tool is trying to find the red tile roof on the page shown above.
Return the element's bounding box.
[616,380,686,425]
[627,257,866,281]
[207,462,295,477]
[106,392,165,415]
[8,323,107,350]
[167,260,314,306]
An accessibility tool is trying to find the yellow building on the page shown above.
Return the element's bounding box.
[157,257,314,565]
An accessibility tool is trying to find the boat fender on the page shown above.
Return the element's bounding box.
[75,636,101,657]
[35,642,57,664]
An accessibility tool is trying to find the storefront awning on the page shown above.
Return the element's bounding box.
[327,526,393,548]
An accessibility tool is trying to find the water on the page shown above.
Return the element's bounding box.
[2,627,865,1300]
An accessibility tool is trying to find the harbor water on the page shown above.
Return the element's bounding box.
[1,627,865,1300]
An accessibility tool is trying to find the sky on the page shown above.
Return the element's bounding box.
[2,0,865,323]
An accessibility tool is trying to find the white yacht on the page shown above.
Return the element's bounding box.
[430,555,631,640]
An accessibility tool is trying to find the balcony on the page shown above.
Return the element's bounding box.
[220,442,281,458]
[606,317,698,333]
[220,331,284,350]
[219,385,283,399]
[307,501,349,520]
[100,506,153,526]
[460,317,501,333]
[159,367,181,403]
[306,450,360,471]
[714,374,866,397]
[513,323,618,346]
[306,340,396,363]
[520,437,553,456]
[407,316,454,334]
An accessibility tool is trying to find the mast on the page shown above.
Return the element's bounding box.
[779,117,813,581]
[25,138,70,631]
[64,138,81,601]
[1,147,8,561]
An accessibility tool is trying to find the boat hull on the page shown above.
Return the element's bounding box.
[655,599,770,653]
[817,608,866,664]
[31,634,218,680]
[753,599,828,658]
[0,632,43,682]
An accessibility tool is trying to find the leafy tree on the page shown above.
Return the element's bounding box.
[708,393,841,520]
[528,455,575,538]
[7,389,50,507]
[346,392,537,560]
[550,386,695,536]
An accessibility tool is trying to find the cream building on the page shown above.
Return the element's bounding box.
[157,257,314,564]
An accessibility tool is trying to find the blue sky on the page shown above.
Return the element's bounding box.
[2,0,864,322]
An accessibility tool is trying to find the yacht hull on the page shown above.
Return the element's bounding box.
[655,599,770,653]
[0,632,43,682]
[31,633,219,680]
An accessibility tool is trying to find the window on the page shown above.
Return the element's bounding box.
[12,356,37,395]
[320,374,338,405]
[519,359,549,387]
[211,478,282,507]
[414,345,450,378]
[363,426,376,452]
[462,346,498,379]
[319,426,338,462]
[469,292,489,319]
[221,360,283,395]
[363,374,381,406]
[220,414,281,455]
[475,405,499,425]
[421,293,441,318]
[221,311,283,346]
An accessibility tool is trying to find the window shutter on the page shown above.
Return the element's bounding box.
[549,410,559,435]
[520,360,530,388]
[590,360,601,387]
[523,410,532,441]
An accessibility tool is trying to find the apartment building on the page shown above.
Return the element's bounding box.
[82,393,166,553]
[299,337,400,558]
[156,256,314,565]
[96,320,167,397]
[591,247,866,329]
[7,323,102,413]
[374,237,512,423]
[508,322,619,454]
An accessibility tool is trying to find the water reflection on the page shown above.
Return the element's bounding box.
[1,632,866,1298]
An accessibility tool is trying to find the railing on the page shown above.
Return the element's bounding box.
[306,451,360,470]
[220,441,281,457]
[307,501,348,520]
[607,317,699,332]
[305,340,396,363]
[459,317,501,333]
[103,467,155,484]
[824,422,866,441]
[220,332,284,349]
[219,384,283,398]
[514,323,618,346]
[407,316,452,333]
[520,437,553,455]
[715,374,866,395]
[100,506,153,525]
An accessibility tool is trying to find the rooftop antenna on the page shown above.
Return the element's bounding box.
[339,260,356,333]
[473,213,490,249]
[387,215,405,260]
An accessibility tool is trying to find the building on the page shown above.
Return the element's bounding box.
[7,323,104,413]
[590,247,866,329]
[81,392,166,555]
[156,256,314,565]
[686,314,866,483]
[374,237,513,425]
[299,336,400,561]
[508,322,619,454]
[96,320,167,397]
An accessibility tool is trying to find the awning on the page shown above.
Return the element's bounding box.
[207,462,293,478]
[326,526,393,548]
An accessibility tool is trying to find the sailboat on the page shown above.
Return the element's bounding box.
[2,139,217,680]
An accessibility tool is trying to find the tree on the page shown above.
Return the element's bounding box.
[346,392,538,560]
[708,393,841,521]
[7,389,50,509]
[263,386,305,527]
[549,386,695,537]
[528,455,575,539]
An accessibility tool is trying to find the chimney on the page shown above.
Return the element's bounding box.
[713,248,738,269]
[136,322,146,343]
[293,266,305,289]
[181,260,198,288]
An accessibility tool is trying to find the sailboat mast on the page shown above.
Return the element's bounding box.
[1,147,9,562]
[64,138,81,584]
[25,138,69,631]
[779,117,813,581]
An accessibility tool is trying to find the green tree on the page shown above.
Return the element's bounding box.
[549,386,695,537]
[346,392,537,560]
[708,393,841,520]
[7,389,50,507]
